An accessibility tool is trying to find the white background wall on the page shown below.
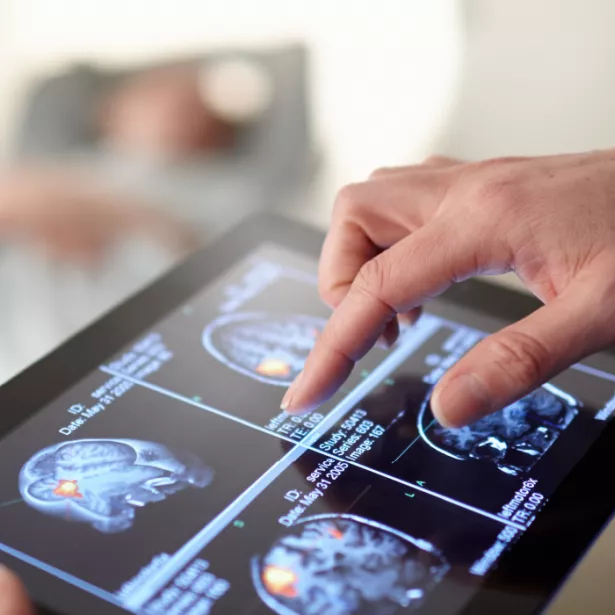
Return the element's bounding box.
[438,0,615,159]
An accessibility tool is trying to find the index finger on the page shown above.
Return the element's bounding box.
[319,167,453,308]
[282,221,484,414]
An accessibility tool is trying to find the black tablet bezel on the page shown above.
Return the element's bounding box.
[1,212,613,615]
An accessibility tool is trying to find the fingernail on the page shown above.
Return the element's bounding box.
[375,334,393,350]
[398,313,413,326]
[281,371,303,412]
[431,373,491,428]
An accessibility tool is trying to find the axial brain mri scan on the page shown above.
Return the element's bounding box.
[253,514,449,615]
[19,439,213,533]
[419,383,580,476]
[202,312,326,386]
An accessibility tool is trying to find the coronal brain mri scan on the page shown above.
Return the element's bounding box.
[252,514,449,615]
[202,312,326,386]
[419,383,580,476]
[20,439,213,533]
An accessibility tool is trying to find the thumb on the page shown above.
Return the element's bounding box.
[431,275,612,428]
[0,566,33,615]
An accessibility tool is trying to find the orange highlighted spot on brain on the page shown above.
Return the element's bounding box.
[328,527,344,540]
[255,359,291,378]
[262,565,298,598]
[53,480,83,499]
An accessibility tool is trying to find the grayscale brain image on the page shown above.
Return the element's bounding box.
[19,438,213,533]
[420,384,580,476]
[252,514,449,615]
[202,312,326,386]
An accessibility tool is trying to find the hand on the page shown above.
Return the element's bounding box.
[282,151,615,427]
[0,566,33,614]
[0,167,199,263]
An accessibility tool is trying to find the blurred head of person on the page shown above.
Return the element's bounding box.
[99,64,237,160]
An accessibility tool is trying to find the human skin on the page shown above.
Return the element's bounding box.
[0,566,33,615]
[281,152,615,427]
[101,65,235,158]
[0,167,199,263]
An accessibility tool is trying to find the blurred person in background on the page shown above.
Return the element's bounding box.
[9,46,311,255]
[0,45,312,382]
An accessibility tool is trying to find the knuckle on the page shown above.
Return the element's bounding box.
[470,170,528,214]
[423,154,457,166]
[369,166,393,179]
[472,156,524,170]
[485,330,552,387]
[333,182,364,217]
[354,257,389,303]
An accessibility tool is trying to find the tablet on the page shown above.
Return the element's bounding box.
[1,214,614,615]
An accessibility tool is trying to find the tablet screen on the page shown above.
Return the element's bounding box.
[2,244,614,615]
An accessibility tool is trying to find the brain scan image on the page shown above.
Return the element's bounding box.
[202,312,326,386]
[20,439,213,533]
[418,383,580,476]
[252,514,449,615]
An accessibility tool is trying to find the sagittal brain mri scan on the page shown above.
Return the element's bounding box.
[419,383,580,476]
[252,514,449,615]
[202,312,326,386]
[19,439,213,533]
